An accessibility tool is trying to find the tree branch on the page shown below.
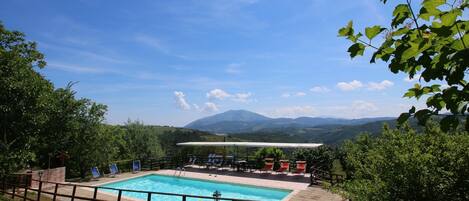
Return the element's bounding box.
[406,0,423,38]
[357,38,379,50]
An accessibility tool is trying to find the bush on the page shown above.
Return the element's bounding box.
[342,123,469,201]
[293,145,336,172]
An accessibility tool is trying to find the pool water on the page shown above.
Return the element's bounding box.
[100,174,291,201]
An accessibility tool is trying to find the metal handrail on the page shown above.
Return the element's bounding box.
[1,177,255,201]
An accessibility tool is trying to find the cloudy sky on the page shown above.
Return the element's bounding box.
[1,0,426,126]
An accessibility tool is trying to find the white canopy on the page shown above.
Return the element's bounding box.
[176,142,323,148]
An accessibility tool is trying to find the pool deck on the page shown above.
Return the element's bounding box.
[62,169,343,201]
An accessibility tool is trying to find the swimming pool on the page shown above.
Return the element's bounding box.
[99,174,291,201]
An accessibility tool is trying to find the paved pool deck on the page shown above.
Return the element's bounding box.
[62,169,343,201]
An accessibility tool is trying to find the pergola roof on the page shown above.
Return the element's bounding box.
[176,142,323,148]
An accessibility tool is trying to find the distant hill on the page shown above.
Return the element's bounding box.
[233,119,405,144]
[185,109,395,133]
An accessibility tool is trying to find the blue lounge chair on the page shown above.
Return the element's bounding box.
[109,163,119,177]
[205,154,215,168]
[185,156,197,168]
[133,160,141,173]
[91,167,101,179]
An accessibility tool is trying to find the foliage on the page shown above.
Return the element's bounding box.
[0,22,53,177]
[341,123,469,200]
[338,0,469,131]
[254,147,285,161]
[122,120,164,160]
[293,145,336,172]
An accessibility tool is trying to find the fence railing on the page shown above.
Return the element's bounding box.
[1,177,254,201]
[310,166,345,186]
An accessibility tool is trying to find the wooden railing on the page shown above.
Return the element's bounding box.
[310,167,345,186]
[1,177,254,201]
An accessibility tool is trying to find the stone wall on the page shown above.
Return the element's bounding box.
[31,167,65,189]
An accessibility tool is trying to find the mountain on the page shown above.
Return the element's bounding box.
[233,119,400,144]
[185,110,395,133]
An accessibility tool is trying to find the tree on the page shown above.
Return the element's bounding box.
[338,0,469,131]
[123,120,164,161]
[293,146,335,172]
[64,97,114,179]
[0,22,53,176]
[341,124,469,200]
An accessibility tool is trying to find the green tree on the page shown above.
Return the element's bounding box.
[0,22,53,176]
[341,124,469,200]
[293,146,335,172]
[338,0,469,131]
[123,120,164,161]
[64,97,114,178]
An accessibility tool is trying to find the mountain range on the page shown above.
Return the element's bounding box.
[185,110,395,134]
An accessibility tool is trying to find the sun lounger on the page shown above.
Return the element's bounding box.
[205,154,215,168]
[91,167,101,179]
[276,160,290,174]
[294,161,307,175]
[109,163,119,177]
[213,156,224,169]
[184,156,197,168]
[260,158,274,173]
[132,160,141,173]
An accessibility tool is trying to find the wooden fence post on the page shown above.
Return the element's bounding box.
[36,181,42,201]
[23,187,28,201]
[11,186,15,199]
[52,183,58,201]
[93,187,98,200]
[117,189,122,201]
[147,192,151,201]
[71,185,77,201]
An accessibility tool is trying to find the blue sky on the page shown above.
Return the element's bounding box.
[1,0,425,126]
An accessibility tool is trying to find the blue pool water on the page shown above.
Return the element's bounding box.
[100,174,291,201]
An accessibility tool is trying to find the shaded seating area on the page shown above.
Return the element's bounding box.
[176,142,322,180]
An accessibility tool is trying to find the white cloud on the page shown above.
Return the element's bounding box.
[226,63,242,74]
[281,93,291,98]
[174,91,191,110]
[202,102,219,112]
[295,92,307,97]
[337,80,363,91]
[206,89,253,102]
[367,80,394,91]
[268,106,317,118]
[310,86,330,93]
[135,34,170,54]
[232,92,252,102]
[206,89,231,100]
[351,100,378,112]
[47,62,115,74]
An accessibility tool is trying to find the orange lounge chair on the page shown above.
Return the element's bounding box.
[294,161,307,175]
[276,160,290,174]
[260,158,274,173]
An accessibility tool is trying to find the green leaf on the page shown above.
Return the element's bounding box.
[440,115,458,132]
[392,4,411,28]
[415,109,432,125]
[422,0,445,10]
[397,113,410,124]
[441,10,461,26]
[365,26,385,40]
[347,43,365,58]
[419,6,441,21]
[401,39,432,61]
[338,21,354,37]
[451,33,469,50]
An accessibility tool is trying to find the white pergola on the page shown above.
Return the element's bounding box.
[176,142,323,148]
